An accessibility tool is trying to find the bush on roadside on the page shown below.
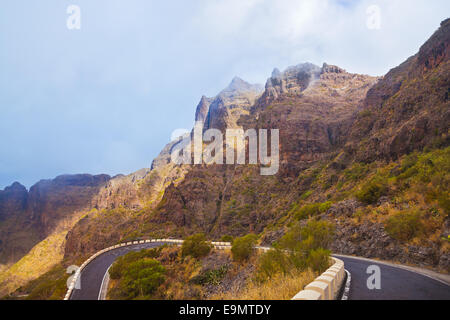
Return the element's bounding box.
[256,249,292,280]
[118,258,166,299]
[306,248,331,273]
[181,233,212,259]
[109,248,161,279]
[259,220,334,280]
[300,220,335,251]
[220,235,234,243]
[231,234,258,262]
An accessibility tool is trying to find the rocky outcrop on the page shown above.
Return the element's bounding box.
[260,63,322,104]
[202,77,263,131]
[331,218,448,272]
[195,96,213,125]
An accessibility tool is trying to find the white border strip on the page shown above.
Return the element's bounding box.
[341,269,351,300]
[98,265,112,300]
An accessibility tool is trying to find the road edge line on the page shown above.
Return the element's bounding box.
[98,264,112,300]
[341,270,351,300]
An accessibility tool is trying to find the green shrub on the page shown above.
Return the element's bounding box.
[181,233,212,259]
[318,201,332,213]
[220,235,234,243]
[258,221,334,280]
[356,177,388,204]
[119,259,165,299]
[277,220,335,252]
[306,248,331,273]
[299,190,313,200]
[344,163,369,181]
[231,234,258,262]
[384,210,423,242]
[294,201,332,220]
[190,266,228,286]
[256,249,292,280]
[110,248,161,279]
[299,220,335,251]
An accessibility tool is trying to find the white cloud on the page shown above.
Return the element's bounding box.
[189,0,450,76]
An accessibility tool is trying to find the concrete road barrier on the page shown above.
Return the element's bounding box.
[292,257,345,300]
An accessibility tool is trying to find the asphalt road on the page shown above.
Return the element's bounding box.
[70,245,450,300]
[335,255,450,300]
[70,242,165,300]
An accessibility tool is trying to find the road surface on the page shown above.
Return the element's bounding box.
[335,255,450,300]
[69,244,450,300]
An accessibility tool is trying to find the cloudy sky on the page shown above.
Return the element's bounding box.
[0,0,448,189]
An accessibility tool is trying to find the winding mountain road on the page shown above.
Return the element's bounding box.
[69,243,450,300]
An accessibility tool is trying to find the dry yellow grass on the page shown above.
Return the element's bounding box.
[0,231,67,296]
[0,211,87,297]
[213,269,317,300]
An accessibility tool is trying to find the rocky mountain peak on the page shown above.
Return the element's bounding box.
[321,63,346,74]
[222,76,263,94]
[3,182,27,193]
[262,62,322,102]
[193,77,263,130]
[0,182,28,221]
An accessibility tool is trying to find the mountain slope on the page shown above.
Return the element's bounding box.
[346,18,450,161]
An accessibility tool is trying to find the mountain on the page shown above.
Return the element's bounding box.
[0,174,110,264]
[1,18,449,299]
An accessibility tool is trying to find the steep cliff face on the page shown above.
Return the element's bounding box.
[346,18,450,162]
[200,77,263,130]
[151,63,379,236]
[0,174,110,264]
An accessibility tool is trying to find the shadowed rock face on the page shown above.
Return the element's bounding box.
[0,174,110,263]
[0,182,28,221]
